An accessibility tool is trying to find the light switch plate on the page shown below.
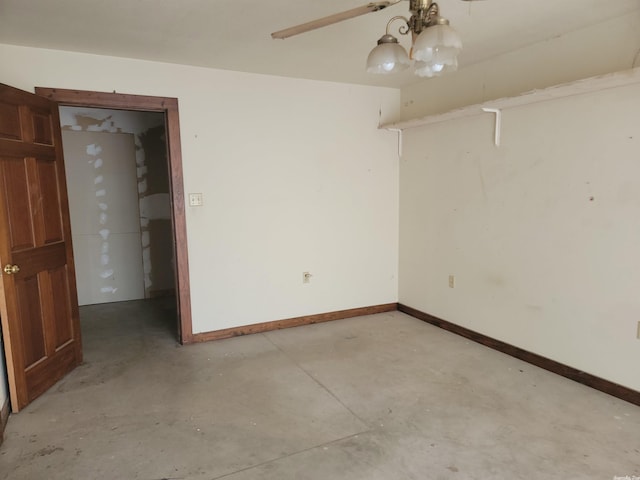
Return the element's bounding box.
[189,193,203,207]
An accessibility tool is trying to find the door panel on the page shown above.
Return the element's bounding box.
[51,267,73,349]
[1,157,35,250]
[30,108,54,146]
[16,275,45,367]
[0,103,21,140]
[35,159,64,243]
[0,83,82,411]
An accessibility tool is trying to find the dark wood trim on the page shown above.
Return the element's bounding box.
[190,303,398,343]
[0,396,9,447]
[398,304,640,407]
[33,89,176,112]
[34,87,193,344]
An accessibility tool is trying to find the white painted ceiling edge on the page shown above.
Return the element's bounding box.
[0,0,639,89]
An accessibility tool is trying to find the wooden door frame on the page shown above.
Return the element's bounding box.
[34,87,193,344]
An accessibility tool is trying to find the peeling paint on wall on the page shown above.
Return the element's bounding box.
[64,130,144,304]
[86,144,102,156]
[61,107,174,300]
[85,140,118,295]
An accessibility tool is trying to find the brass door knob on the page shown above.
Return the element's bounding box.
[3,264,20,275]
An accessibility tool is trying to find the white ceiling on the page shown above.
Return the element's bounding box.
[1,0,638,89]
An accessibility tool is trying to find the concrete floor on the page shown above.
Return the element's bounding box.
[0,300,638,480]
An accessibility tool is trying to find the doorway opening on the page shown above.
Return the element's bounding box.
[35,88,193,344]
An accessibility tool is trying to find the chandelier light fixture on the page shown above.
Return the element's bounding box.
[366,0,462,77]
[272,0,469,79]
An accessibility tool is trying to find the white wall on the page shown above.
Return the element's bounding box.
[399,81,640,391]
[0,44,400,334]
[401,11,640,119]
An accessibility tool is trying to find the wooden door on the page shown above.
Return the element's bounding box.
[0,84,81,412]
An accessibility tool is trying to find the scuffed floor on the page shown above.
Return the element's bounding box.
[1,300,638,479]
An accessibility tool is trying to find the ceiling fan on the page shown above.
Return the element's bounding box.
[271,0,485,78]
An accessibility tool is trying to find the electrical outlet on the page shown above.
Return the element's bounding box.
[303,272,312,284]
[448,275,455,288]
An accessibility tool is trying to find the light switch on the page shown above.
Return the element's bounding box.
[189,193,203,207]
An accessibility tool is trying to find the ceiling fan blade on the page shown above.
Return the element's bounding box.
[271,1,399,40]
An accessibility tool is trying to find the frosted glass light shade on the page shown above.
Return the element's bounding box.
[414,58,458,78]
[412,23,462,77]
[366,39,410,74]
